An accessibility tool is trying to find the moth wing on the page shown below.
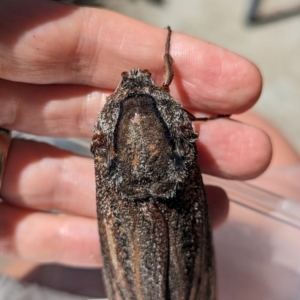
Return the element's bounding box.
[163,175,216,300]
[96,176,170,300]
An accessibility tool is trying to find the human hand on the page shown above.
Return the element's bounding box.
[0,0,271,267]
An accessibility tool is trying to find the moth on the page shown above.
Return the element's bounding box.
[91,27,220,300]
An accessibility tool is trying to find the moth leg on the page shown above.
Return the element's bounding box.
[90,130,105,155]
[184,109,231,121]
[161,26,174,92]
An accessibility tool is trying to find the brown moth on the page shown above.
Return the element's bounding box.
[91,27,217,300]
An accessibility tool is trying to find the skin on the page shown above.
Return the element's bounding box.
[0,0,271,267]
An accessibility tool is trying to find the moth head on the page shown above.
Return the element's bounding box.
[119,69,155,88]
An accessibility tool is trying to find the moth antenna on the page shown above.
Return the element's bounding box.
[161,26,174,92]
[184,109,231,121]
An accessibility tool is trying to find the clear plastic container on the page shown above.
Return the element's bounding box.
[205,175,300,300]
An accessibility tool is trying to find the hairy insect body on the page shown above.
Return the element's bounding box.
[91,69,216,299]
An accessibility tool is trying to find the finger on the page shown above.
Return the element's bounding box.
[0,203,101,267]
[1,139,97,218]
[234,111,300,167]
[1,129,267,216]
[0,0,261,113]
[0,190,226,266]
[0,79,107,137]
[195,118,272,179]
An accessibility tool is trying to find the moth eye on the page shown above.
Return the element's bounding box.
[143,69,152,76]
[121,71,128,77]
